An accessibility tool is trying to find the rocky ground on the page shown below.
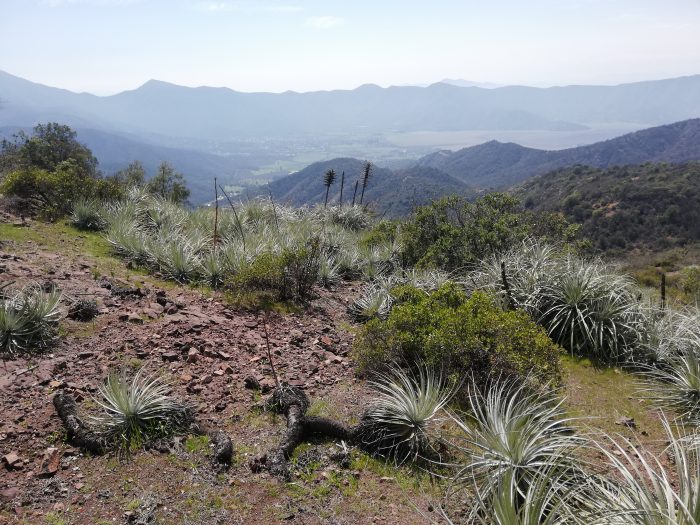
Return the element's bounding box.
[0,219,434,525]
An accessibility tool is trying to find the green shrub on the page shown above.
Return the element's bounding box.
[353,283,562,399]
[230,252,286,294]
[400,193,577,271]
[228,240,320,302]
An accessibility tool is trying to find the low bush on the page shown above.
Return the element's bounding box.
[353,283,562,399]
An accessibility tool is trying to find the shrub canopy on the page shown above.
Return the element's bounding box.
[353,283,562,400]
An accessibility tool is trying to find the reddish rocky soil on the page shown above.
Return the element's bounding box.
[0,221,433,524]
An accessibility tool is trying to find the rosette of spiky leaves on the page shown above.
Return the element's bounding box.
[592,415,700,525]
[446,377,587,523]
[639,352,700,424]
[635,307,700,365]
[318,253,341,288]
[0,285,62,356]
[450,458,598,525]
[356,365,455,465]
[88,370,191,458]
[348,282,394,322]
[70,198,106,231]
[201,250,225,289]
[538,259,640,363]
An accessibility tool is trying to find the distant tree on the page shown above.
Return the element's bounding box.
[359,161,371,205]
[0,123,97,177]
[113,160,146,188]
[323,169,336,207]
[0,123,117,219]
[338,171,345,206]
[146,161,190,204]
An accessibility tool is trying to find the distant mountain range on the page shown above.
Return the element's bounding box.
[2,70,700,208]
[2,70,700,141]
[416,118,700,188]
[266,119,700,213]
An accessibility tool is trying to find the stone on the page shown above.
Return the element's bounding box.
[38,447,61,477]
[615,416,636,428]
[244,376,260,390]
[0,487,19,501]
[3,452,21,469]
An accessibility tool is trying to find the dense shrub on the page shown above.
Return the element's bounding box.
[400,193,578,271]
[229,239,321,302]
[353,283,562,399]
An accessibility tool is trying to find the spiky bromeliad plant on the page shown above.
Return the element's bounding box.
[538,260,640,363]
[70,198,106,231]
[0,285,62,356]
[356,365,456,465]
[592,415,700,525]
[88,370,191,457]
[639,351,700,424]
[445,377,587,523]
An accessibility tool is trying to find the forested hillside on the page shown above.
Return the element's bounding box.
[516,162,700,253]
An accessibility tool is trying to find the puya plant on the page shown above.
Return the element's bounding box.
[355,364,456,465]
[0,284,62,356]
[442,377,589,523]
[87,369,192,458]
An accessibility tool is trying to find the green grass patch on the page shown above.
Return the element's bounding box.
[185,435,210,454]
[562,355,665,438]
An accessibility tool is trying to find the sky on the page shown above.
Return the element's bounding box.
[1,0,700,95]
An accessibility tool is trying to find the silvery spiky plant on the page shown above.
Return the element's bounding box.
[445,378,586,523]
[201,250,225,288]
[348,282,394,322]
[318,253,341,288]
[88,370,190,457]
[70,198,106,231]
[639,352,700,424]
[440,460,593,525]
[591,415,700,525]
[635,307,700,364]
[537,258,640,363]
[357,365,455,465]
[0,285,62,356]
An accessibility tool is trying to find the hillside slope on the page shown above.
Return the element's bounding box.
[417,118,700,188]
[267,158,472,216]
[515,162,700,253]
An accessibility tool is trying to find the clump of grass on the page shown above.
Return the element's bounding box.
[355,365,455,465]
[88,369,191,457]
[0,284,62,356]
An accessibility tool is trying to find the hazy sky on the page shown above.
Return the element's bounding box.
[2,0,700,95]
